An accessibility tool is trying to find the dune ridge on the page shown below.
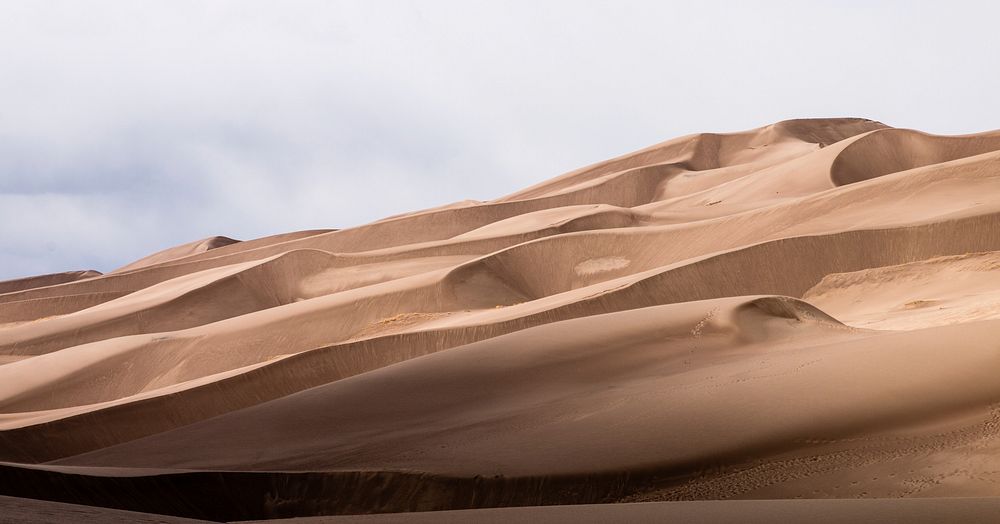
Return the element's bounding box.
[4,118,1000,521]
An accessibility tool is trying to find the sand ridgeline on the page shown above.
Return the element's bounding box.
[4,118,1000,521]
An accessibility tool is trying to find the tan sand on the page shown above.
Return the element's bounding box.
[0,270,101,295]
[804,251,1000,329]
[0,494,213,523]
[240,498,1000,524]
[2,118,1000,521]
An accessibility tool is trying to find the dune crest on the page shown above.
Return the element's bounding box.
[4,118,1000,521]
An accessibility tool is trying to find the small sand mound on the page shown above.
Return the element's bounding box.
[743,296,844,325]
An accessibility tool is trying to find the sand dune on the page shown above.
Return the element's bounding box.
[806,251,1000,329]
[0,248,395,357]
[0,271,101,296]
[111,236,241,273]
[250,498,1000,524]
[0,494,213,524]
[3,118,1000,521]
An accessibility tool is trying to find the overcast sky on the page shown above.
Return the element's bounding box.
[1,0,998,279]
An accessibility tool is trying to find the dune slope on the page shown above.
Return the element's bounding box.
[3,118,1000,521]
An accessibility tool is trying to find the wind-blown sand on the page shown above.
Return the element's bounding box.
[3,118,1000,521]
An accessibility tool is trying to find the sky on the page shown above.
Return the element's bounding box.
[2,0,999,279]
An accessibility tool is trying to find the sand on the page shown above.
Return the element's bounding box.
[237,498,1000,524]
[3,118,1000,521]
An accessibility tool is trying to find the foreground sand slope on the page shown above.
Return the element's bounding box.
[52,296,1000,502]
[3,118,1000,521]
[0,494,213,524]
[247,498,1000,524]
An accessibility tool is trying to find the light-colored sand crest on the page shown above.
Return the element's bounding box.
[446,211,1000,304]
[112,236,240,274]
[498,118,886,202]
[0,270,101,296]
[427,149,1000,303]
[805,250,1000,329]
[643,127,1000,220]
[0,162,676,320]
[108,229,333,274]
[4,126,996,327]
[487,121,870,218]
[0,249,355,356]
[451,204,639,241]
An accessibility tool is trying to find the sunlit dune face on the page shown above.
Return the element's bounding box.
[4,118,1000,522]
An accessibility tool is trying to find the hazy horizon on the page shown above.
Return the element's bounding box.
[2,0,999,279]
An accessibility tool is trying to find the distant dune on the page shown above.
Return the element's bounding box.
[4,118,1000,521]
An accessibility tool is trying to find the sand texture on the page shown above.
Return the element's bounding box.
[4,118,1000,521]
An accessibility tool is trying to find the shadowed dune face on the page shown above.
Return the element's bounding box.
[830,128,1000,186]
[5,118,1000,521]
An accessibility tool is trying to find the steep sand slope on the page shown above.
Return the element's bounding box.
[3,118,1000,521]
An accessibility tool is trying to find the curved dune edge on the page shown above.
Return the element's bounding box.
[0,270,101,296]
[4,118,1000,520]
[8,206,1000,438]
[804,250,1000,329]
[112,235,241,274]
[0,249,359,356]
[8,201,999,418]
[3,137,998,325]
[830,128,1000,187]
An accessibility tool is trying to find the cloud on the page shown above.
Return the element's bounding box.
[1,0,999,279]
